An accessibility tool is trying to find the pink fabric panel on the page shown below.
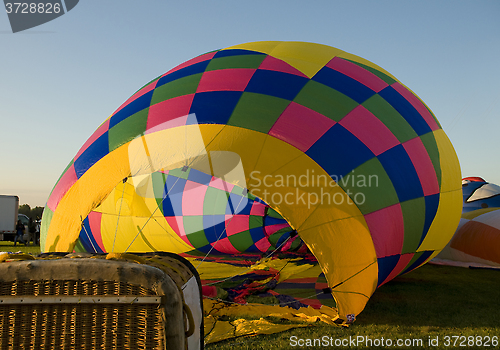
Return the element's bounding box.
[162,51,217,76]
[269,102,335,152]
[254,237,272,252]
[258,56,308,78]
[250,202,267,216]
[47,164,78,211]
[212,237,240,254]
[75,119,110,159]
[181,180,208,215]
[339,105,400,155]
[326,57,389,92]
[402,137,439,196]
[391,82,440,131]
[146,94,194,133]
[166,216,186,237]
[264,223,290,236]
[209,177,234,192]
[378,253,414,286]
[364,203,404,258]
[225,215,250,236]
[196,68,256,92]
[88,212,105,252]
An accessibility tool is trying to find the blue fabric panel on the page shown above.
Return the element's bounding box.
[189,91,243,125]
[203,215,226,242]
[377,145,424,202]
[378,86,431,136]
[213,49,266,58]
[74,132,109,178]
[312,67,375,104]
[226,193,251,215]
[264,216,288,227]
[187,168,213,185]
[306,124,375,178]
[78,216,104,253]
[249,227,266,243]
[377,254,401,287]
[420,193,440,246]
[245,69,308,101]
[109,90,153,128]
[156,60,211,88]
[162,177,186,216]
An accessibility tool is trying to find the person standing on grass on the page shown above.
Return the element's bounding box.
[14,220,26,246]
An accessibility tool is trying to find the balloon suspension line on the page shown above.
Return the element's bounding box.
[80,215,98,253]
[195,192,248,270]
[123,174,184,253]
[112,177,128,252]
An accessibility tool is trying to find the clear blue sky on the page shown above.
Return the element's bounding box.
[1,0,499,207]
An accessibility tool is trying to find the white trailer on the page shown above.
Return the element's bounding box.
[0,195,20,241]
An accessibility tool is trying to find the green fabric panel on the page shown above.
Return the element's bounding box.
[205,55,266,71]
[248,215,264,229]
[267,208,284,219]
[40,207,54,251]
[150,73,202,105]
[184,216,210,247]
[337,157,399,215]
[204,187,229,215]
[108,108,149,151]
[228,230,255,252]
[293,80,358,122]
[228,92,289,133]
[151,172,168,205]
[419,132,442,189]
[231,185,247,197]
[168,167,191,180]
[73,239,86,253]
[400,197,426,254]
[362,94,418,144]
[344,59,397,85]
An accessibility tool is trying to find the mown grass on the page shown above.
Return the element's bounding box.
[205,264,500,349]
[0,240,41,255]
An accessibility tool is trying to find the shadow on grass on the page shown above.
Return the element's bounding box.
[356,263,500,328]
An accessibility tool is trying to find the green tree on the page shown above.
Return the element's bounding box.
[18,204,31,217]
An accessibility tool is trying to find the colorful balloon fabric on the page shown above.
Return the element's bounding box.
[436,208,500,267]
[461,179,500,213]
[41,41,462,320]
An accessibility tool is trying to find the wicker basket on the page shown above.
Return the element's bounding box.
[0,253,197,350]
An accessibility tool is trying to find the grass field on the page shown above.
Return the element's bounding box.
[1,243,497,349]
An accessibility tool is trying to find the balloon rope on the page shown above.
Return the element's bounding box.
[194,193,248,270]
[112,177,128,252]
[80,215,98,253]
[123,174,184,253]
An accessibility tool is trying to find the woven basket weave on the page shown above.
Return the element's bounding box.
[0,254,190,350]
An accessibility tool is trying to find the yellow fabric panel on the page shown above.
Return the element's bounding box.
[300,217,378,318]
[186,259,252,280]
[433,129,462,194]
[95,180,192,254]
[417,130,462,252]
[418,190,463,252]
[462,207,499,220]
[44,145,131,252]
[204,299,339,326]
[204,315,307,344]
[224,41,397,80]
